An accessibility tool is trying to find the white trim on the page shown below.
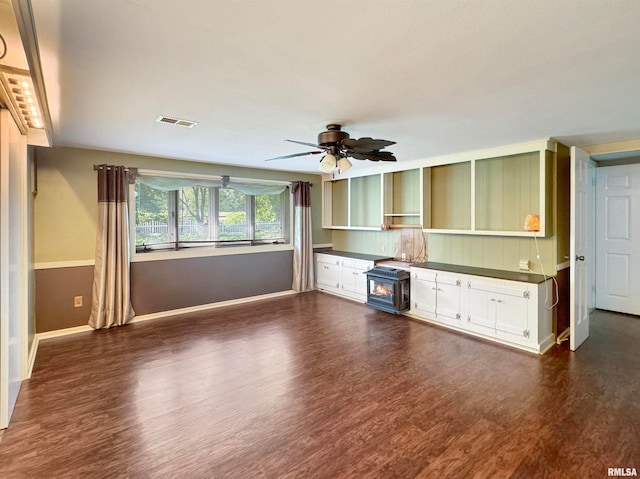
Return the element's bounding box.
[131,290,297,323]
[26,335,39,378]
[313,243,333,249]
[35,290,298,343]
[132,243,293,262]
[557,261,570,271]
[37,325,93,341]
[35,246,297,268]
[35,259,95,270]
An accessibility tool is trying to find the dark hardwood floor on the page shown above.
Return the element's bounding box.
[1,292,639,478]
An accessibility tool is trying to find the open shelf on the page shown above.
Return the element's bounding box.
[322,139,552,237]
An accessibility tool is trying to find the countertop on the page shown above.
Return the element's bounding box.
[314,248,394,263]
[411,261,549,284]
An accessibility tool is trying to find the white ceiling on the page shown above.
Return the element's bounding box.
[29,0,640,174]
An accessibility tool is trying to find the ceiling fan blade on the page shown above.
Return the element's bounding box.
[348,151,397,162]
[341,137,396,152]
[265,151,322,161]
[285,139,325,149]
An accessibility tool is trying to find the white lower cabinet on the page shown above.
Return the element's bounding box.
[410,267,554,354]
[411,269,437,316]
[412,269,463,328]
[316,254,341,294]
[315,253,373,302]
[340,258,370,299]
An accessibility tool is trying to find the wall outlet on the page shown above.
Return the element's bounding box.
[519,259,529,271]
[380,245,385,253]
[74,295,83,308]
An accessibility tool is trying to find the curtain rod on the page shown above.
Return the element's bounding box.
[93,165,134,171]
[93,165,312,186]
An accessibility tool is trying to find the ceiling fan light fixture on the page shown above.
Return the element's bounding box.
[319,153,337,173]
[337,156,352,173]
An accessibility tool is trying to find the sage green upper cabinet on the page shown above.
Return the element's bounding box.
[429,162,472,231]
[321,139,555,236]
[322,174,382,230]
[330,179,349,227]
[475,152,539,232]
[383,168,421,228]
[350,174,382,228]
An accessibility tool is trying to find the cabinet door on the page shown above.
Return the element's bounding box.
[435,274,461,322]
[467,280,496,334]
[316,255,341,292]
[411,269,437,317]
[340,259,371,300]
[340,261,357,294]
[494,285,529,341]
[354,260,372,298]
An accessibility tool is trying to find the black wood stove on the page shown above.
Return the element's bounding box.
[365,266,410,314]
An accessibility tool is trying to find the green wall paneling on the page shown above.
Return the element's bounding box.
[430,162,471,230]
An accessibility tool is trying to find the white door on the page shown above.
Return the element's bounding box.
[596,164,640,315]
[570,147,591,350]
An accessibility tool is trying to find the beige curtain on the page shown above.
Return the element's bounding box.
[89,165,135,329]
[292,181,314,292]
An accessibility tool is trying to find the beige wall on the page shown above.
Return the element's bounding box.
[34,146,330,263]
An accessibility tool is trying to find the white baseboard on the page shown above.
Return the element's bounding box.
[131,290,297,323]
[35,290,298,345]
[37,325,93,341]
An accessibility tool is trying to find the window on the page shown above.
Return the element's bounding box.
[133,173,290,252]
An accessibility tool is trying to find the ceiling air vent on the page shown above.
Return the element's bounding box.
[156,116,199,128]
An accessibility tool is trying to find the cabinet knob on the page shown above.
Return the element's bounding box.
[490,298,496,302]
[431,287,436,291]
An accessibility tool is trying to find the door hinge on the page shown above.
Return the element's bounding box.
[467,315,471,323]
[523,291,530,299]
[523,329,530,338]
[467,281,471,289]
[456,279,461,287]
[456,313,461,320]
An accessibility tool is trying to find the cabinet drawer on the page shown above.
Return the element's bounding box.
[413,269,437,282]
[316,254,340,266]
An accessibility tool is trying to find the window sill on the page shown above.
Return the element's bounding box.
[131,243,294,263]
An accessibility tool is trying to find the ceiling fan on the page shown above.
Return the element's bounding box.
[266,124,397,173]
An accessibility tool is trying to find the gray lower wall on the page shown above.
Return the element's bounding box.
[131,250,293,315]
[35,250,294,332]
[35,265,95,333]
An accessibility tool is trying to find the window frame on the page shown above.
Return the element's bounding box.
[129,170,294,262]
